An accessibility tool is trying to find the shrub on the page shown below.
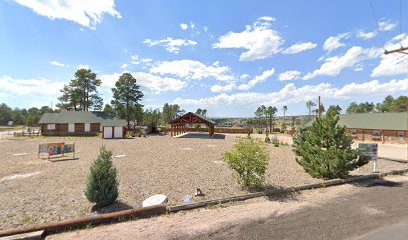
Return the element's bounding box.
[247,132,251,139]
[85,146,119,207]
[223,138,269,189]
[293,109,368,179]
[264,133,271,143]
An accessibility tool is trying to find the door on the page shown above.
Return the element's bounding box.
[114,127,122,138]
[85,123,90,132]
[104,127,112,139]
[68,123,75,133]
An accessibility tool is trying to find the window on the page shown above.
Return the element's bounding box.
[372,130,381,139]
[397,131,405,139]
[47,124,55,130]
[350,129,357,135]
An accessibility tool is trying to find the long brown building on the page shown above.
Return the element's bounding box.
[308,112,407,144]
[38,111,126,137]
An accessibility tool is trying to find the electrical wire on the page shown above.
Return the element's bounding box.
[369,0,385,49]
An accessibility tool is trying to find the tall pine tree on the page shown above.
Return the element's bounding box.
[111,73,144,129]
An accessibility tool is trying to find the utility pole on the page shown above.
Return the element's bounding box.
[384,46,408,55]
[318,96,321,119]
[384,46,408,160]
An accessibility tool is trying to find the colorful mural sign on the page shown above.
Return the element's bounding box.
[38,142,75,159]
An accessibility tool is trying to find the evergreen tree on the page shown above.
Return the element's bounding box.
[85,146,119,207]
[293,108,368,179]
[111,73,144,129]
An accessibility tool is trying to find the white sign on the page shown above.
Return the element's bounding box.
[7,121,13,126]
[358,143,378,160]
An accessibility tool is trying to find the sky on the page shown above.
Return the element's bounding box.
[0,0,407,117]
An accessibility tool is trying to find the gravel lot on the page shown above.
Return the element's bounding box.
[0,133,406,230]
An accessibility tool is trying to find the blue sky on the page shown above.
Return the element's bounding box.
[0,0,407,117]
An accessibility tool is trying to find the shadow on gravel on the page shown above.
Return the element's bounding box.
[350,178,403,188]
[262,185,300,202]
[92,201,133,214]
[177,133,226,140]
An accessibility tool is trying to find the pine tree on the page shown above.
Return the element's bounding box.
[111,73,144,129]
[293,108,368,179]
[85,146,119,207]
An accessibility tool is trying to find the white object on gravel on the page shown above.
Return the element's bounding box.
[114,155,126,158]
[12,153,27,156]
[1,172,40,181]
[180,148,194,151]
[142,194,168,207]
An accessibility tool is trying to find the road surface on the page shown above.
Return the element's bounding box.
[48,174,408,240]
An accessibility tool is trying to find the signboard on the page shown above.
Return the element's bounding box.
[38,142,75,159]
[358,143,378,160]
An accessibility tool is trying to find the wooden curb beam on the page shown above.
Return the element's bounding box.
[169,168,408,213]
[0,205,166,238]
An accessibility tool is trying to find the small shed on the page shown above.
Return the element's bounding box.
[169,112,215,137]
[102,119,127,139]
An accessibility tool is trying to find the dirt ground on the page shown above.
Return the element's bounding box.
[0,133,407,230]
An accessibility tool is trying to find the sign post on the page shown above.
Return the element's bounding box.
[358,143,378,173]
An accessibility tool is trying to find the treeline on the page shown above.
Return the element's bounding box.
[0,104,55,126]
[346,95,407,114]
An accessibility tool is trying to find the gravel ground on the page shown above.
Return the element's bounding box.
[0,133,406,230]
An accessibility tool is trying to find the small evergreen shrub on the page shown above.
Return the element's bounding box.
[85,146,119,207]
[293,109,368,179]
[247,132,251,139]
[264,133,271,143]
[223,138,269,189]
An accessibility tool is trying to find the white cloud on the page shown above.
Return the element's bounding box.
[100,72,187,93]
[120,63,128,69]
[213,16,283,61]
[238,68,275,91]
[50,60,69,67]
[174,78,407,107]
[282,42,317,54]
[278,70,302,81]
[323,32,350,52]
[356,30,377,39]
[180,23,188,30]
[203,26,208,32]
[210,68,275,93]
[378,19,397,32]
[13,0,121,28]
[143,37,197,54]
[303,46,381,80]
[142,58,153,63]
[150,60,233,81]
[0,75,65,96]
[371,34,408,77]
[77,64,90,69]
[131,55,138,60]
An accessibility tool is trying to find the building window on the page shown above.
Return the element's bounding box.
[350,129,357,135]
[372,130,381,139]
[47,124,55,130]
[397,131,405,139]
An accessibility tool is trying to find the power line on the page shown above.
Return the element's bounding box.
[369,0,385,49]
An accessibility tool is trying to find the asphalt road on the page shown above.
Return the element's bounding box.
[184,177,408,240]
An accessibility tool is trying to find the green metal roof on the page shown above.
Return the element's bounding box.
[38,111,126,126]
[306,112,407,130]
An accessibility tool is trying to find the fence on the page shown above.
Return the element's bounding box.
[41,132,98,137]
[162,127,253,134]
[13,130,41,137]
